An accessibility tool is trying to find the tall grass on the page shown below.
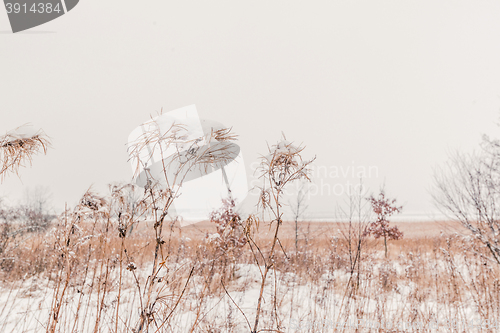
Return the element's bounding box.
[0,125,50,182]
[1,212,499,332]
[1,125,499,332]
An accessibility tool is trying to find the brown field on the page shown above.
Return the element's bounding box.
[1,214,498,332]
[180,219,465,239]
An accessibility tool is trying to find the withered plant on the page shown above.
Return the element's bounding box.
[127,114,239,332]
[0,125,50,182]
[0,125,51,285]
[434,144,500,265]
[46,185,150,333]
[208,198,247,275]
[108,183,148,333]
[47,189,111,333]
[290,180,309,252]
[246,136,314,333]
[209,198,246,252]
[364,190,403,258]
[335,183,372,327]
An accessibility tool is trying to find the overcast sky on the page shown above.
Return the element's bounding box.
[1,1,500,220]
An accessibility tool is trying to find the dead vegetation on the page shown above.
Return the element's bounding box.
[0,125,50,182]
[1,210,499,332]
[1,122,500,332]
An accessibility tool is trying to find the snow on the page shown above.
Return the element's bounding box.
[0,260,494,332]
[3,124,41,141]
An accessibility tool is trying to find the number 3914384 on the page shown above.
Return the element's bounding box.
[5,3,62,14]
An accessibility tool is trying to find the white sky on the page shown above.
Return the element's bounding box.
[1,1,500,220]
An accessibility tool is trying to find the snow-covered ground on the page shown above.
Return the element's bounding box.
[1,257,496,333]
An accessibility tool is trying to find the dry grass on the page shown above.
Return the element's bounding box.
[1,215,499,332]
[1,124,498,332]
[0,126,50,182]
